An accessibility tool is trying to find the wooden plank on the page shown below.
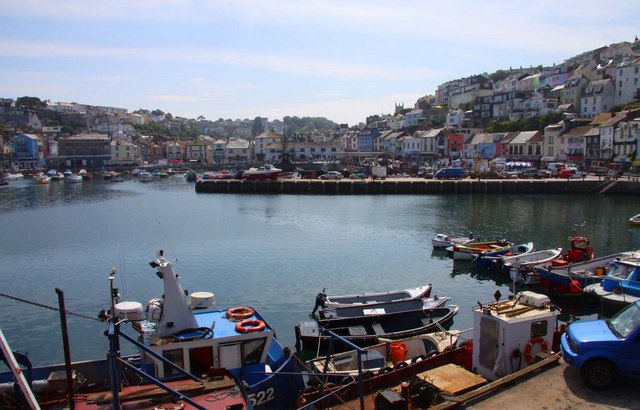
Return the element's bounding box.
[420,364,486,395]
[431,353,561,410]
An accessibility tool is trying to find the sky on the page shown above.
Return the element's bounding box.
[0,1,638,126]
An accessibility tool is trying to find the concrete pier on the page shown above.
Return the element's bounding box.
[195,178,640,195]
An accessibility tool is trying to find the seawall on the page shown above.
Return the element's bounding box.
[195,178,640,195]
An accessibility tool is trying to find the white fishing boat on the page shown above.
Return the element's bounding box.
[432,233,474,248]
[312,284,433,312]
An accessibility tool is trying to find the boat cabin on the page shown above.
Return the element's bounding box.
[118,250,285,382]
[472,291,559,381]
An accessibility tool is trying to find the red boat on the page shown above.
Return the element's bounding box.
[242,164,281,180]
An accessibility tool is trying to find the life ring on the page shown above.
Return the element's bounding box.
[226,306,255,321]
[524,337,549,363]
[235,319,265,333]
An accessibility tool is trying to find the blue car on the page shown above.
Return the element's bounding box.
[560,301,640,389]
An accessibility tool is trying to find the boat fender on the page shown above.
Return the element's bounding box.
[377,366,393,375]
[393,361,408,370]
[411,355,427,364]
[426,349,439,357]
[524,337,549,364]
[339,376,351,385]
[226,306,255,321]
[235,319,265,333]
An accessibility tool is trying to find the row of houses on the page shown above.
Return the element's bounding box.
[3,109,638,171]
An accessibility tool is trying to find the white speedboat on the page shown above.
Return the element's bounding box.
[242,164,281,180]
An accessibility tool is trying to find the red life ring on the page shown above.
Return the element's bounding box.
[226,306,255,321]
[524,337,549,363]
[235,319,266,333]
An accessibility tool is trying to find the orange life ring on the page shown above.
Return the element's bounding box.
[524,337,549,363]
[226,306,255,321]
[235,319,266,333]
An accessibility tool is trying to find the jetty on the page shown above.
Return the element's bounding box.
[195,178,640,195]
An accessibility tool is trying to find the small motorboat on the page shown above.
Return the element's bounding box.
[66,173,83,183]
[447,240,513,261]
[432,233,474,248]
[312,284,432,312]
[472,242,535,268]
[32,172,50,184]
[295,304,459,352]
[317,295,450,322]
[537,250,636,295]
[242,164,281,180]
[584,251,640,315]
[629,214,640,226]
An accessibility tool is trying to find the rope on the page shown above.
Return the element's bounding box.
[0,292,102,322]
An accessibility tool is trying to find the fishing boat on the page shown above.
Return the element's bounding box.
[0,250,304,409]
[537,251,636,295]
[317,296,450,322]
[472,242,534,268]
[447,239,513,261]
[505,248,564,284]
[32,172,51,184]
[66,173,83,183]
[312,284,432,312]
[185,170,198,182]
[242,164,281,181]
[431,233,474,248]
[629,214,640,226]
[583,251,640,316]
[297,291,561,408]
[547,236,595,267]
[138,170,154,182]
[295,304,459,352]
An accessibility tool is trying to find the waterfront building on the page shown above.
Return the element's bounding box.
[254,131,282,162]
[12,133,45,169]
[612,115,640,166]
[166,141,187,163]
[110,139,138,166]
[54,133,111,170]
[211,139,227,163]
[226,138,253,164]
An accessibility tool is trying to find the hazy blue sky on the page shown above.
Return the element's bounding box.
[1,1,637,125]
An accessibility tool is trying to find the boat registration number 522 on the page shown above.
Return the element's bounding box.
[248,387,275,407]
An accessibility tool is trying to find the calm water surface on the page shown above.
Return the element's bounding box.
[1,176,639,366]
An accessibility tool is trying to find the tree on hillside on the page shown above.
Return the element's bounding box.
[16,96,46,110]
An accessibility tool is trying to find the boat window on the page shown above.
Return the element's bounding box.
[162,348,184,377]
[608,263,633,279]
[189,346,213,376]
[243,338,267,365]
[530,320,548,338]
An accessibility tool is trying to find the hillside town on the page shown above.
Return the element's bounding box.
[1,37,639,174]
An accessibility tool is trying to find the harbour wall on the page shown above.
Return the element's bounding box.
[195,179,640,195]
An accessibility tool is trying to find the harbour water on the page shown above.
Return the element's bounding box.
[1,175,639,367]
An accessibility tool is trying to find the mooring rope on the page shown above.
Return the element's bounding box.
[0,292,102,322]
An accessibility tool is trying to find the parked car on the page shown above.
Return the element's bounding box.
[560,300,640,390]
[520,168,538,178]
[558,167,578,178]
[319,171,343,180]
[536,169,553,178]
[433,167,463,179]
